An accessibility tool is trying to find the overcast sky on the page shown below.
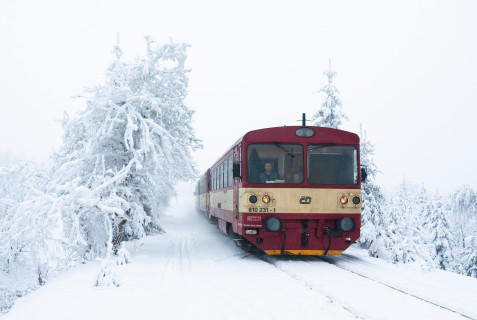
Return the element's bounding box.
[1,0,476,194]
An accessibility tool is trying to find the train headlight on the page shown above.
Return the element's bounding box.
[249,195,258,204]
[264,217,282,232]
[262,195,271,204]
[339,218,356,232]
[340,195,348,205]
[352,196,361,205]
[295,128,315,138]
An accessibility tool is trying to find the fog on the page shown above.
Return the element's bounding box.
[1,0,476,193]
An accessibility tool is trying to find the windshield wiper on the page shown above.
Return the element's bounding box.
[273,141,295,158]
[307,144,335,152]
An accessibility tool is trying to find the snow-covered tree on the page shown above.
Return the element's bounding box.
[448,185,477,277]
[358,125,386,248]
[448,185,477,248]
[391,183,434,268]
[0,161,54,275]
[359,124,379,180]
[0,37,201,312]
[312,59,347,129]
[423,192,454,270]
[52,36,201,254]
[369,179,434,270]
[0,160,60,312]
[359,182,385,248]
[456,236,477,277]
[0,160,49,204]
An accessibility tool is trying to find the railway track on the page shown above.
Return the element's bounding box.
[318,254,474,320]
[257,253,474,320]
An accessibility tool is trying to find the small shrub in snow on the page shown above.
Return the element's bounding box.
[0,289,15,314]
[95,260,121,287]
[116,244,132,265]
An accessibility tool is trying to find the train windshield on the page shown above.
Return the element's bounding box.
[247,143,304,184]
[307,145,358,185]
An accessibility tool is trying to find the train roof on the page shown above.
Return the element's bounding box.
[242,126,359,145]
[210,126,360,169]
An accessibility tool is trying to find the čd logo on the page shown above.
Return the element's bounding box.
[299,196,312,204]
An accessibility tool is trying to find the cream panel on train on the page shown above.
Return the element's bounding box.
[210,189,234,211]
[239,188,361,214]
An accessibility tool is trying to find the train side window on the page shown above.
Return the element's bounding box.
[214,167,218,190]
[222,158,225,188]
[219,162,223,189]
[223,161,226,188]
[225,158,229,188]
[222,162,225,189]
[228,156,233,187]
[218,163,221,190]
[215,166,218,190]
[224,158,228,188]
[212,168,215,191]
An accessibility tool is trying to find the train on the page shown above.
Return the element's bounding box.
[195,120,366,255]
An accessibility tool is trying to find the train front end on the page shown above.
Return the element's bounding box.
[237,126,363,255]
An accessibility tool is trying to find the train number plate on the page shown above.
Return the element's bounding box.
[248,207,276,213]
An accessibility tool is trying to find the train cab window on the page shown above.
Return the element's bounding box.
[247,143,304,184]
[307,145,358,185]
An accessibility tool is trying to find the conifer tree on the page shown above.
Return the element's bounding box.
[449,185,477,248]
[312,59,347,129]
[457,236,477,277]
[423,192,454,270]
[358,125,385,248]
[449,185,477,276]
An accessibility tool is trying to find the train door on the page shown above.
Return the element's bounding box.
[232,145,241,233]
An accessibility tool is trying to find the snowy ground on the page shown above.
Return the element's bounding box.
[3,210,477,320]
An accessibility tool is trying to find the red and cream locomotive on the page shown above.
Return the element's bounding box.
[195,118,366,255]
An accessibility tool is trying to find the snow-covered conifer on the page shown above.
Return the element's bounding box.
[312,59,347,128]
[448,185,477,276]
[360,182,386,248]
[369,180,434,270]
[448,185,477,248]
[423,192,454,270]
[359,124,379,180]
[358,125,386,248]
[457,236,477,278]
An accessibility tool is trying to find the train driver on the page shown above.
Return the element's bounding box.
[260,162,279,183]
